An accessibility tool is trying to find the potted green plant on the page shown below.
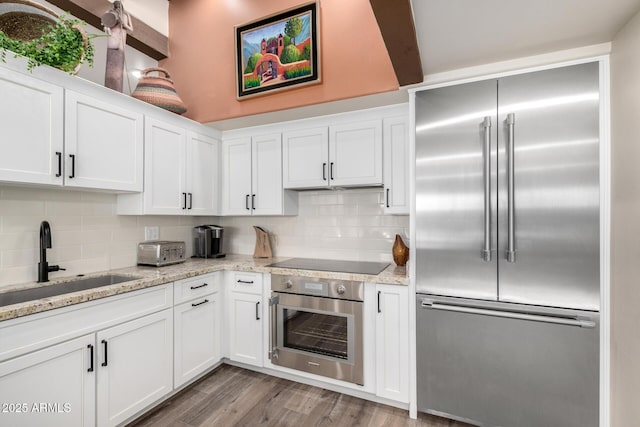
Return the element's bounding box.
[0,9,95,73]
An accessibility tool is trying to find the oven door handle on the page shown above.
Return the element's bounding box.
[269,295,279,360]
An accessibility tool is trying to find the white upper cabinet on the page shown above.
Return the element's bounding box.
[383,116,410,214]
[221,137,252,216]
[252,133,285,215]
[187,131,220,215]
[0,66,63,186]
[143,118,188,215]
[117,118,220,216]
[282,127,329,189]
[329,120,383,187]
[282,120,383,189]
[65,90,144,192]
[221,134,296,216]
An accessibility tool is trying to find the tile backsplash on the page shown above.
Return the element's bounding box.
[0,186,408,287]
[205,188,409,263]
[0,186,199,287]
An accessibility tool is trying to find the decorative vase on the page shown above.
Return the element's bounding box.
[253,226,272,258]
[392,234,409,267]
[131,67,187,114]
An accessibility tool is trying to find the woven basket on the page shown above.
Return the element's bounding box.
[0,0,88,73]
[131,68,188,115]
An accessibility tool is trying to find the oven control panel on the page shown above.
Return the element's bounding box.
[271,274,364,302]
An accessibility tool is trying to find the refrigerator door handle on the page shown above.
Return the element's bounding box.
[506,113,516,263]
[482,116,492,262]
[420,299,596,328]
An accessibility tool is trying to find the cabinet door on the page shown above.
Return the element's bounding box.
[187,131,219,215]
[65,90,143,192]
[0,334,95,427]
[228,292,263,367]
[0,67,63,186]
[252,133,283,215]
[329,120,383,187]
[375,284,409,403]
[221,137,252,215]
[143,118,187,214]
[383,116,410,214]
[96,309,173,427]
[174,292,221,387]
[282,127,329,189]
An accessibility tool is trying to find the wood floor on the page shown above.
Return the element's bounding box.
[129,365,472,427]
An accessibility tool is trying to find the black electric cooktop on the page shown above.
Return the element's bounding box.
[267,258,389,275]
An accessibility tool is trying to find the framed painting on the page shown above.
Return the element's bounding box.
[235,2,320,99]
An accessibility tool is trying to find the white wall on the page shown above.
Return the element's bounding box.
[121,0,169,36]
[207,188,409,262]
[609,8,640,427]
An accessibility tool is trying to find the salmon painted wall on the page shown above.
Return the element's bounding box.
[162,0,399,123]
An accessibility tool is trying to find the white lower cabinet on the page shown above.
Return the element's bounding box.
[0,334,95,427]
[375,284,409,403]
[96,309,173,427]
[174,289,221,388]
[228,272,264,367]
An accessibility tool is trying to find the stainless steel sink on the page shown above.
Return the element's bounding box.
[0,274,142,308]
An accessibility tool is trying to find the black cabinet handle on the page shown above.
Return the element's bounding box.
[251,194,255,210]
[322,162,327,181]
[101,339,108,367]
[68,154,75,179]
[386,189,390,208]
[190,283,208,290]
[245,194,250,210]
[188,193,193,210]
[87,344,94,372]
[330,162,334,180]
[192,299,209,307]
[55,152,62,177]
[237,279,254,284]
[182,192,187,210]
[377,291,382,313]
[256,301,261,320]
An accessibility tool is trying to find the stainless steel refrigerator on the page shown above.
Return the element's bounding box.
[415,62,600,427]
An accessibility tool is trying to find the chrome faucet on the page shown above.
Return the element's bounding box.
[38,221,65,282]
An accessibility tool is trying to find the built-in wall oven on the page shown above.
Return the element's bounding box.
[269,274,364,385]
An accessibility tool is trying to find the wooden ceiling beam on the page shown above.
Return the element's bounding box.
[369,0,423,86]
[46,0,168,60]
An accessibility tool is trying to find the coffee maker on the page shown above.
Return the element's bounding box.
[193,225,225,258]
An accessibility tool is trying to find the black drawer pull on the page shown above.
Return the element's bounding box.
[256,301,260,320]
[101,339,108,367]
[322,162,327,181]
[237,279,254,284]
[330,162,334,180]
[377,291,382,313]
[386,188,390,208]
[188,193,193,210]
[192,299,209,307]
[87,344,94,372]
[182,192,187,210]
[190,283,209,290]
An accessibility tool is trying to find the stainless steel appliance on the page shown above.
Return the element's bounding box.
[267,257,389,275]
[137,240,186,266]
[415,62,601,427]
[192,225,225,258]
[269,273,364,385]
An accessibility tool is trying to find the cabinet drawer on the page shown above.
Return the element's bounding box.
[174,272,221,304]
[230,272,263,294]
[0,283,173,362]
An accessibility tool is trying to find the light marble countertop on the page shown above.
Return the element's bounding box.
[0,254,408,322]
